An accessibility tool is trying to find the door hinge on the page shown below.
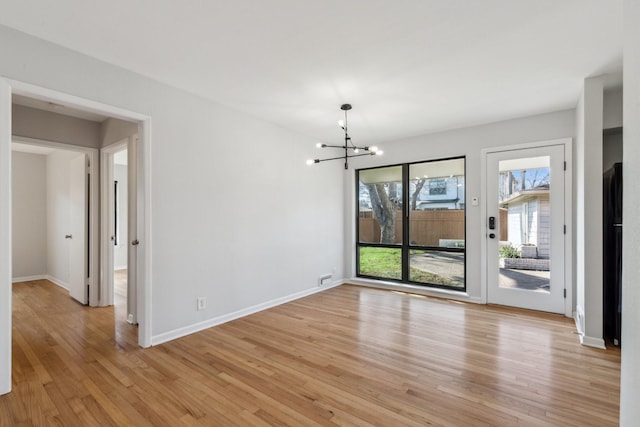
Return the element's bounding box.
[564,161,567,171]
[564,288,567,298]
[563,225,566,234]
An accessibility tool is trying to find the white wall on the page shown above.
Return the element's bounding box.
[574,77,605,348]
[45,150,83,288]
[603,88,623,172]
[603,129,623,171]
[603,87,623,130]
[0,25,345,347]
[620,0,640,423]
[11,151,47,279]
[346,109,575,304]
[114,163,128,269]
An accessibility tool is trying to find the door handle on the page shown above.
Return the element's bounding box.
[489,233,496,239]
[65,234,72,239]
[131,239,139,246]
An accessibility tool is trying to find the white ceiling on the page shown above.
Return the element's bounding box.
[0,0,624,145]
[11,141,56,156]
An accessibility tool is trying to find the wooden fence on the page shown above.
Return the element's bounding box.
[359,209,508,245]
[359,210,465,246]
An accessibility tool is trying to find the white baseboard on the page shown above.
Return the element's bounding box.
[573,306,606,349]
[12,274,70,291]
[579,334,607,349]
[12,275,46,283]
[574,306,585,335]
[152,279,344,346]
[45,275,70,291]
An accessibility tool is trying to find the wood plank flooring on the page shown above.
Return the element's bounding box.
[1,280,620,426]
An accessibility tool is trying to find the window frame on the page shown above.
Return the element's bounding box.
[356,156,466,291]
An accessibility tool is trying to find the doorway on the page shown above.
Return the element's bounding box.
[102,139,138,325]
[484,141,570,314]
[11,137,98,305]
[1,77,152,395]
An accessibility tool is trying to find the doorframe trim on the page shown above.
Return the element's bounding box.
[1,77,152,355]
[480,138,573,317]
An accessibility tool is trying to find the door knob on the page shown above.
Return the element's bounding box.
[131,239,139,246]
[65,234,72,239]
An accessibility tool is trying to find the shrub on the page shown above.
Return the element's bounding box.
[499,244,521,259]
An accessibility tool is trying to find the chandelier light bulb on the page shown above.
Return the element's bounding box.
[354,148,359,153]
[338,119,345,128]
[316,142,323,148]
[369,146,378,152]
[376,150,384,156]
[306,159,315,165]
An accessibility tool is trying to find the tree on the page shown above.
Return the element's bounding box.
[411,179,426,210]
[524,168,550,188]
[366,183,397,244]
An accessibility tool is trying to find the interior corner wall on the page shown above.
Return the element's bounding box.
[603,130,623,172]
[603,87,623,130]
[101,118,137,148]
[12,104,101,148]
[345,109,575,304]
[11,151,47,278]
[574,77,604,348]
[620,0,640,423]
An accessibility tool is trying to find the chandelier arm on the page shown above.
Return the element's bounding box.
[314,155,352,163]
[346,152,378,158]
[321,144,371,151]
[307,103,383,169]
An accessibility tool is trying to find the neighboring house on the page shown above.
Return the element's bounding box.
[415,176,465,210]
[499,185,550,258]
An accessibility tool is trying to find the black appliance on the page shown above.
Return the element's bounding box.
[603,162,622,346]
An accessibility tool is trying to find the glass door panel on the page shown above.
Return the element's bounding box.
[486,145,565,313]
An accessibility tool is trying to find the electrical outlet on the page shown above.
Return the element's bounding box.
[197,297,206,311]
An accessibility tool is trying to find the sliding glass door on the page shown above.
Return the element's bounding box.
[357,157,465,290]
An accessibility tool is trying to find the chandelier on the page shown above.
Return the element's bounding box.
[306,104,383,169]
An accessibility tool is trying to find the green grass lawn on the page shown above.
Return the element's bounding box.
[358,247,402,280]
[359,247,460,286]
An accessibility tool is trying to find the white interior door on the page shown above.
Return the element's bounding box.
[486,144,565,313]
[69,154,88,304]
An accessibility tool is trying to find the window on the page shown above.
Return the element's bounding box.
[429,179,447,195]
[357,157,465,290]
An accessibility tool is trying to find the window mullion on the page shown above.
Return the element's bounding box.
[402,164,410,282]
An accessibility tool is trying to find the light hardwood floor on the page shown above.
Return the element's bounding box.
[2,281,620,426]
